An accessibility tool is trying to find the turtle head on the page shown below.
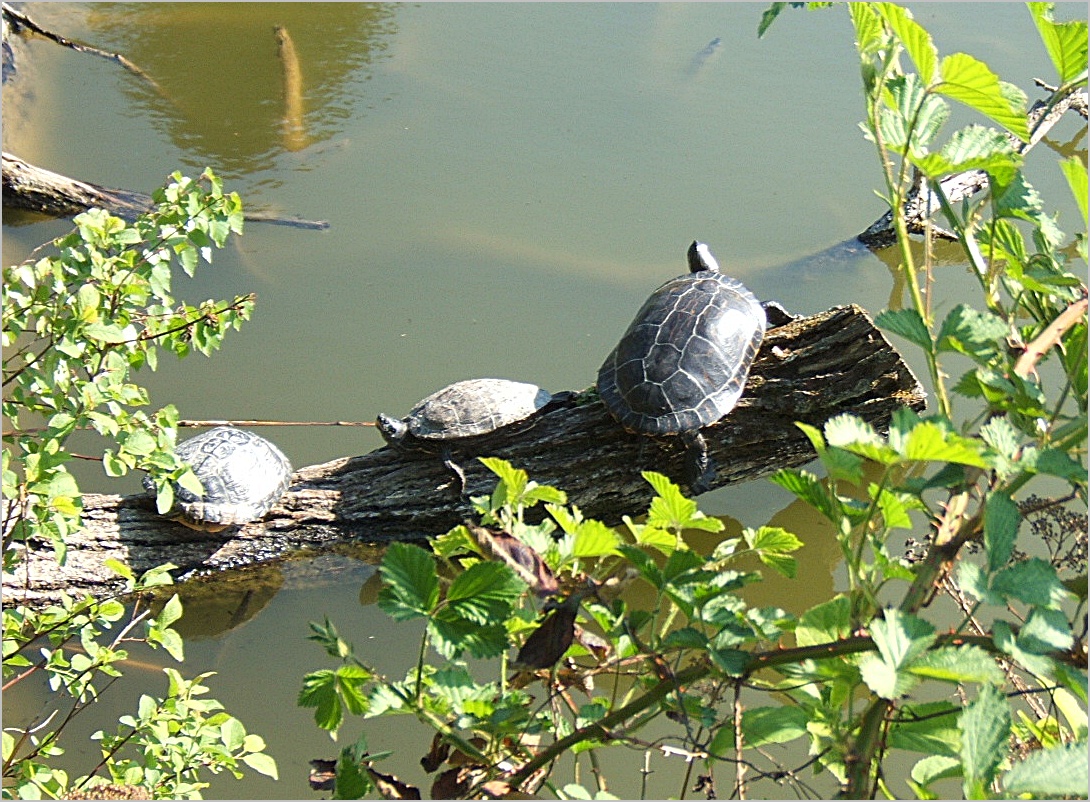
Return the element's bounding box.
[687,241,720,274]
[376,413,409,446]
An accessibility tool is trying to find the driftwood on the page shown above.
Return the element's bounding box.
[858,84,1089,248]
[3,305,926,609]
[1,152,330,231]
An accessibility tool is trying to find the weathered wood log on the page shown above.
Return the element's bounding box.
[857,85,1088,248]
[3,305,926,609]
[1,152,331,230]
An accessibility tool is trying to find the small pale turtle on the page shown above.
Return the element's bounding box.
[597,241,767,493]
[377,378,556,491]
[143,427,293,532]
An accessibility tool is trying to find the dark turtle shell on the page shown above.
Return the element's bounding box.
[597,241,766,435]
[143,427,292,530]
[378,378,552,444]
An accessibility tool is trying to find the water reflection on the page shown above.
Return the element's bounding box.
[84,3,395,180]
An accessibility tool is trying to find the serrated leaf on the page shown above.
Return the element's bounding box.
[983,492,1019,572]
[740,705,808,748]
[378,543,439,620]
[901,422,991,468]
[876,308,933,351]
[444,561,524,624]
[1004,741,1088,797]
[910,754,963,789]
[796,596,852,647]
[936,304,1009,361]
[991,557,1073,609]
[907,645,1004,685]
[1018,607,1074,654]
[299,669,344,732]
[1060,156,1088,226]
[823,414,900,464]
[878,4,937,83]
[1028,3,1088,85]
[872,609,937,669]
[768,468,844,522]
[570,519,621,558]
[937,52,1030,141]
[959,685,1011,798]
[859,651,920,699]
[889,701,962,756]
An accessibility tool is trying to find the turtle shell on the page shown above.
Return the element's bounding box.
[597,252,766,435]
[402,378,553,440]
[143,427,292,530]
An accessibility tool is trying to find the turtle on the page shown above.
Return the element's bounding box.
[376,378,557,492]
[596,240,767,493]
[143,427,293,532]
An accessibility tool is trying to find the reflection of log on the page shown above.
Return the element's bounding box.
[275,25,310,152]
[2,152,331,230]
[858,85,1088,248]
[3,305,926,609]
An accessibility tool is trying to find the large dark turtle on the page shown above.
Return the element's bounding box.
[143,427,293,532]
[597,241,766,492]
[377,378,557,491]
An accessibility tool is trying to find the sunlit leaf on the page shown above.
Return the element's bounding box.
[378,543,439,621]
[959,685,1011,798]
[937,52,1030,141]
[1028,3,1089,85]
[876,308,933,352]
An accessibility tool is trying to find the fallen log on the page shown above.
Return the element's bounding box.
[2,305,926,609]
[1,152,331,230]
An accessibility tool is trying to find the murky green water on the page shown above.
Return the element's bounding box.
[3,3,1085,798]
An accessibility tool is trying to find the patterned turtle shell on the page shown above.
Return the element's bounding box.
[377,378,553,444]
[597,241,766,435]
[144,427,292,530]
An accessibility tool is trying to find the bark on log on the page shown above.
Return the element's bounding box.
[857,85,1088,248]
[3,305,926,609]
[1,152,331,230]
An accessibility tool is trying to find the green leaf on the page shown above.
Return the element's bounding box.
[377,543,439,621]
[334,743,373,799]
[877,3,937,84]
[991,558,1073,609]
[157,594,183,628]
[983,492,1019,572]
[444,561,524,624]
[900,421,991,468]
[959,684,1011,799]
[936,52,1030,141]
[736,705,808,749]
[769,468,844,522]
[299,669,344,732]
[907,645,1004,685]
[757,2,788,39]
[1060,156,1088,226]
[796,596,852,647]
[824,414,900,464]
[891,702,962,756]
[643,471,722,533]
[936,304,1009,361]
[1028,3,1089,85]
[910,754,963,791]
[570,519,621,558]
[1004,740,1088,797]
[876,308,933,352]
[83,322,131,344]
[744,526,802,578]
[241,751,279,780]
[861,609,937,699]
[1018,607,1074,654]
[220,716,246,751]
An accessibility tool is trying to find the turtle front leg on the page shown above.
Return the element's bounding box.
[681,431,716,494]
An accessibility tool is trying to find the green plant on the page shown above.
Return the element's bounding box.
[3,171,277,798]
[302,4,1086,799]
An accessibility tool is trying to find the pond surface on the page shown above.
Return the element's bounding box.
[2,3,1085,798]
